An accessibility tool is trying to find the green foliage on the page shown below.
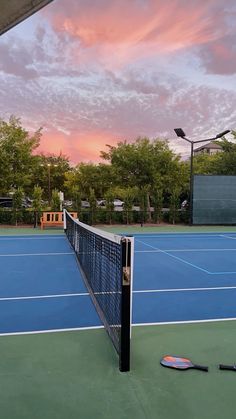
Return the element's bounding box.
[193,138,236,176]
[104,189,115,224]
[0,116,41,195]
[169,188,181,224]
[32,185,43,227]
[0,209,35,225]
[32,186,43,211]
[100,137,188,221]
[12,187,24,209]
[114,186,138,224]
[32,154,70,200]
[12,187,24,225]
[152,187,163,223]
[71,186,82,214]
[64,163,116,200]
[88,188,97,224]
[51,189,61,211]
[101,137,177,189]
[1,116,235,227]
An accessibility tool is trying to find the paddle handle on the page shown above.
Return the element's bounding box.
[193,365,208,372]
[219,364,236,371]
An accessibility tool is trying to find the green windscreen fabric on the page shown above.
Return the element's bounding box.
[193,175,236,225]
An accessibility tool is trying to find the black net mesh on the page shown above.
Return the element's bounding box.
[64,210,131,360]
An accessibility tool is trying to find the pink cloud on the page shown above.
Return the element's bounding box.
[198,34,236,74]
[1,0,235,165]
[44,0,228,68]
[38,128,119,163]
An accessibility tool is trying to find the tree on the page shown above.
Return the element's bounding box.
[193,138,236,176]
[71,186,82,214]
[152,174,164,223]
[167,161,189,224]
[64,163,116,200]
[0,116,41,195]
[32,185,43,227]
[113,186,138,224]
[51,189,60,211]
[32,153,70,200]
[101,137,186,220]
[88,187,97,224]
[12,187,24,225]
[104,189,115,224]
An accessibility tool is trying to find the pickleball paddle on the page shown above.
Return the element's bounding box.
[160,355,208,372]
[219,364,236,371]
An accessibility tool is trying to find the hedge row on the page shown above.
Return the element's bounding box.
[0,209,189,226]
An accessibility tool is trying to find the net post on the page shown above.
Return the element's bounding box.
[120,238,132,372]
[63,209,67,231]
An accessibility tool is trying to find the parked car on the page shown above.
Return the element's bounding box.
[63,200,73,207]
[181,200,189,209]
[0,197,13,208]
[113,199,124,207]
[81,200,90,208]
[97,199,124,208]
[97,200,106,207]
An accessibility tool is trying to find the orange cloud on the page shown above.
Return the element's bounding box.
[45,0,224,68]
[38,128,119,163]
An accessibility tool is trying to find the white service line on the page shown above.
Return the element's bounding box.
[1,318,236,336]
[0,292,89,301]
[132,317,236,327]
[136,239,210,273]
[134,286,236,293]
[0,252,74,257]
[2,285,236,302]
[135,248,236,253]
[0,325,103,337]
[220,234,236,240]
[0,236,65,240]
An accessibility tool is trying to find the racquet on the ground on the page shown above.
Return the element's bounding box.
[219,364,236,371]
[160,355,208,372]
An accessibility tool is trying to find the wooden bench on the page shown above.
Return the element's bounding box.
[40,211,77,230]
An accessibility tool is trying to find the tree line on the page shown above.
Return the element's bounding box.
[0,116,235,224]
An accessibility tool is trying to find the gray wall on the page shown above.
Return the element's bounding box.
[193,175,236,225]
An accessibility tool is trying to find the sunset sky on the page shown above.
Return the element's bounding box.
[0,0,236,163]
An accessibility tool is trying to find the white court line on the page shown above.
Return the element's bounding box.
[0,326,103,337]
[0,292,89,301]
[133,317,236,327]
[136,239,210,274]
[0,236,65,240]
[135,248,236,253]
[2,285,236,302]
[0,252,74,257]
[134,286,236,293]
[220,234,236,240]
[134,234,236,238]
[1,318,236,336]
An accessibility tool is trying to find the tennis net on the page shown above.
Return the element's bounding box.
[64,209,134,372]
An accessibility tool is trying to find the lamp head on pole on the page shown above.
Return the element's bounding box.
[215,130,230,139]
[174,128,186,138]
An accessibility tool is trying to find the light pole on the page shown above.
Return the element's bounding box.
[174,128,230,225]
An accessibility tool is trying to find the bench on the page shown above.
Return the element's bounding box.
[40,211,77,230]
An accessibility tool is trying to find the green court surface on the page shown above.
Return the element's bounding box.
[0,227,63,235]
[2,224,236,419]
[102,224,236,234]
[1,321,236,419]
[1,224,236,235]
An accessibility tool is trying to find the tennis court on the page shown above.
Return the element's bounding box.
[1,227,236,418]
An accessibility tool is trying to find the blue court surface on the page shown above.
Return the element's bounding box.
[1,232,236,335]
